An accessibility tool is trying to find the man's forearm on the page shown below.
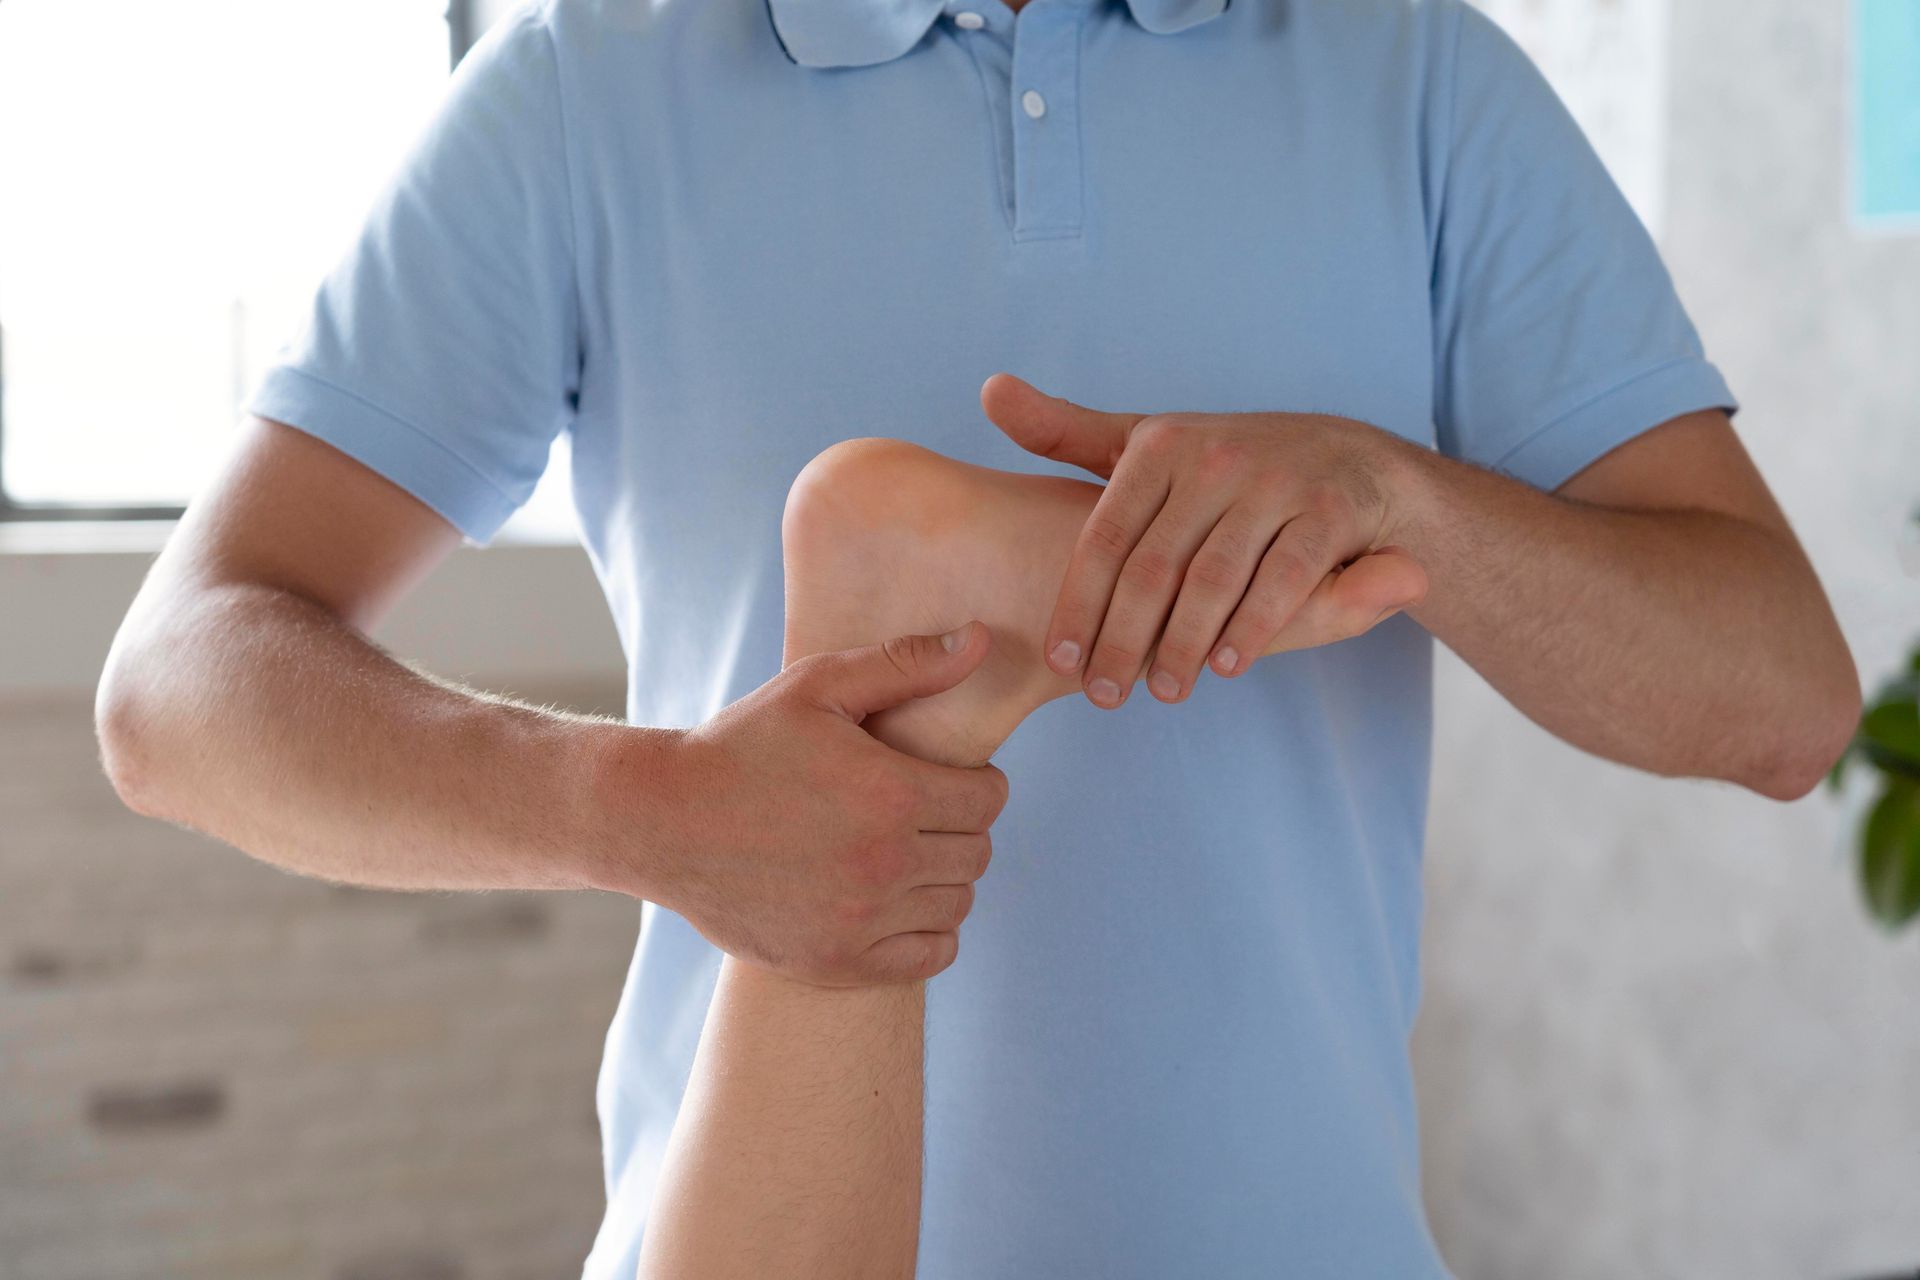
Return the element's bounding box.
[96,577,661,896]
[1380,439,1858,799]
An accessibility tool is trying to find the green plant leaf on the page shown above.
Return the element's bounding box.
[1859,677,1920,769]
[1860,779,1920,931]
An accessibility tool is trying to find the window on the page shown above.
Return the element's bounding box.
[0,0,570,536]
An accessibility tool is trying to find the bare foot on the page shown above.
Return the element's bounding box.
[782,440,1089,768]
[781,439,1423,768]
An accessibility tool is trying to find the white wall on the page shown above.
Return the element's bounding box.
[0,530,620,699]
[1413,1,1920,1275]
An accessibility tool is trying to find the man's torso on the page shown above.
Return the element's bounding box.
[556,1,1449,1274]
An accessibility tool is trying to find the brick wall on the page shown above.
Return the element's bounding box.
[0,683,639,1280]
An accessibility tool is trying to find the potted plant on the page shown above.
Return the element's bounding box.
[1830,639,1920,930]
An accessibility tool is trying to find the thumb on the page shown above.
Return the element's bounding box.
[1260,549,1428,656]
[809,621,991,723]
[980,373,1141,479]
[1321,547,1429,629]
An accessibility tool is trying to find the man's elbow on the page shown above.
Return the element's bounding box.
[1740,669,1863,803]
[95,657,172,821]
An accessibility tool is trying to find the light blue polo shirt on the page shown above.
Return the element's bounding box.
[247,0,1736,1273]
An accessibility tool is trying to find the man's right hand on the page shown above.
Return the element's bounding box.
[100,419,1003,988]
[598,628,1010,986]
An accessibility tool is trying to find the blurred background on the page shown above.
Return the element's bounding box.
[1,0,1916,1277]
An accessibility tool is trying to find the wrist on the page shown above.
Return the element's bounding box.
[577,718,695,900]
[1368,427,1446,560]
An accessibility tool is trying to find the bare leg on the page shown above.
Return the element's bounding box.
[637,967,928,1279]
[638,440,1420,1277]
[639,442,1090,1278]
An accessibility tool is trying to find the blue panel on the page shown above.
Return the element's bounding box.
[1855,0,1920,223]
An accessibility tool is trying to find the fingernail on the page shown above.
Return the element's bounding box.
[1148,669,1180,701]
[1372,607,1401,626]
[1087,677,1122,707]
[1048,640,1082,671]
[1213,646,1240,676]
[941,625,969,653]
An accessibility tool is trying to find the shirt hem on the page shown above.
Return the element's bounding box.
[1486,357,1740,491]
[245,365,522,543]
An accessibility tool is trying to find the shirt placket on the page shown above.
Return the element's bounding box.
[946,0,1087,243]
[1007,1,1085,240]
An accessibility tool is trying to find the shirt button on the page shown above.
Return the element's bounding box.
[1021,89,1047,119]
[953,10,985,29]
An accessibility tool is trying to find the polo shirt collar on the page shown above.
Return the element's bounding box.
[768,0,1227,69]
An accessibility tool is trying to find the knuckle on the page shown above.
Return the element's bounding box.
[1121,546,1177,592]
[879,632,925,680]
[1308,486,1352,521]
[846,835,908,889]
[1252,467,1294,504]
[1081,513,1135,561]
[1196,437,1247,479]
[781,651,831,694]
[885,776,921,823]
[857,766,917,824]
[947,885,976,928]
[984,767,1011,814]
[1132,416,1180,454]
[1208,518,1258,561]
[1239,598,1290,638]
[1267,548,1317,589]
[1187,552,1243,593]
[972,835,995,879]
[1288,524,1331,566]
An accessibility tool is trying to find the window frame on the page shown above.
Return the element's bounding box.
[0,0,480,523]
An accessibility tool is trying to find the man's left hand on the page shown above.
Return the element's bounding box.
[981,373,1429,708]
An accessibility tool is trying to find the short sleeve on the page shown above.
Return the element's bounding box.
[245,8,580,543]
[1427,2,1737,490]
